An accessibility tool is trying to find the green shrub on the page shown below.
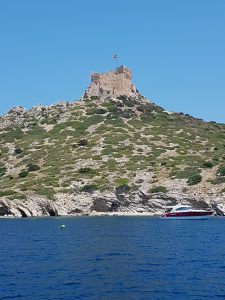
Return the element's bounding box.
[0,167,7,177]
[170,170,196,179]
[148,186,168,193]
[116,184,131,194]
[217,166,225,177]
[92,155,102,161]
[117,95,128,101]
[27,164,40,172]
[33,187,55,200]
[123,99,135,107]
[95,108,108,114]
[201,161,213,168]
[19,171,29,178]
[209,177,225,185]
[14,148,23,155]
[1,128,24,142]
[78,167,96,175]
[187,174,202,186]
[0,190,16,197]
[136,105,145,112]
[80,184,97,193]
[115,178,128,186]
[83,115,104,128]
[90,96,99,101]
[77,139,88,146]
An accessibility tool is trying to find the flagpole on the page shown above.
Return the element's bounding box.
[113,54,118,70]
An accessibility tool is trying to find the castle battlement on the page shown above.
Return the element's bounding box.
[84,65,138,99]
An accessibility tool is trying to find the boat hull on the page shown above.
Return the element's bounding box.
[162,215,214,220]
[162,211,214,220]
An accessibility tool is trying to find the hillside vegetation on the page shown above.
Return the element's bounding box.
[1,95,225,202]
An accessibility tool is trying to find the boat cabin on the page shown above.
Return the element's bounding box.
[171,205,192,212]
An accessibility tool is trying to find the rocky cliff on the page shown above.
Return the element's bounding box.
[1,66,225,217]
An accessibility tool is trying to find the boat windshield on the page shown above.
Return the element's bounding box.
[174,206,192,211]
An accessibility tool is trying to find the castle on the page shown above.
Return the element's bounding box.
[84,65,139,99]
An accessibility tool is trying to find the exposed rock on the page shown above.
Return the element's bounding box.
[91,198,110,212]
[0,190,223,218]
[0,202,11,216]
[8,106,25,115]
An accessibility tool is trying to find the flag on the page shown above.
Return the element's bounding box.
[113,54,117,59]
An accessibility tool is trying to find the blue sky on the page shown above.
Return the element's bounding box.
[0,0,225,122]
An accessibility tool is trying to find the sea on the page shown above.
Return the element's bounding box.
[1,216,225,300]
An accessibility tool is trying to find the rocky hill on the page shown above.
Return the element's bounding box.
[1,66,225,217]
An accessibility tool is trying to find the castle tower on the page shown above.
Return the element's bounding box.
[83,65,140,99]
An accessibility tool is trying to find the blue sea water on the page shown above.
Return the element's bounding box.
[1,216,225,300]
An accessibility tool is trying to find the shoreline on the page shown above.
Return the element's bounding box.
[0,211,161,219]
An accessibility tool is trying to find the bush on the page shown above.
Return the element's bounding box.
[210,177,225,185]
[1,128,24,143]
[19,171,29,178]
[95,108,107,115]
[170,170,196,179]
[115,178,128,186]
[0,190,16,197]
[187,174,202,186]
[116,101,124,108]
[27,164,40,172]
[116,184,131,194]
[0,167,7,177]
[117,95,128,101]
[148,186,168,193]
[14,148,23,155]
[78,167,96,174]
[123,100,135,108]
[33,187,55,200]
[77,139,88,146]
[136,105,145,112]
[201,161,213,168]
[80,184,97,193]
[90,96,99,101]
[92,155,102,161]
[217,166,225,177]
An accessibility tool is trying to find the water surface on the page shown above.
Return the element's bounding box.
[1,216,225,299]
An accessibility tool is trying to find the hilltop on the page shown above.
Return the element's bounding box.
[0,66,225,217]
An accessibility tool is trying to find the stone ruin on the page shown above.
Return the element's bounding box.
[83,65,140,99]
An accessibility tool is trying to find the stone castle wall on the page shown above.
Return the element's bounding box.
[84,65,139,99]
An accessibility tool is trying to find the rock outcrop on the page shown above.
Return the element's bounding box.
[0,190,223,218]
